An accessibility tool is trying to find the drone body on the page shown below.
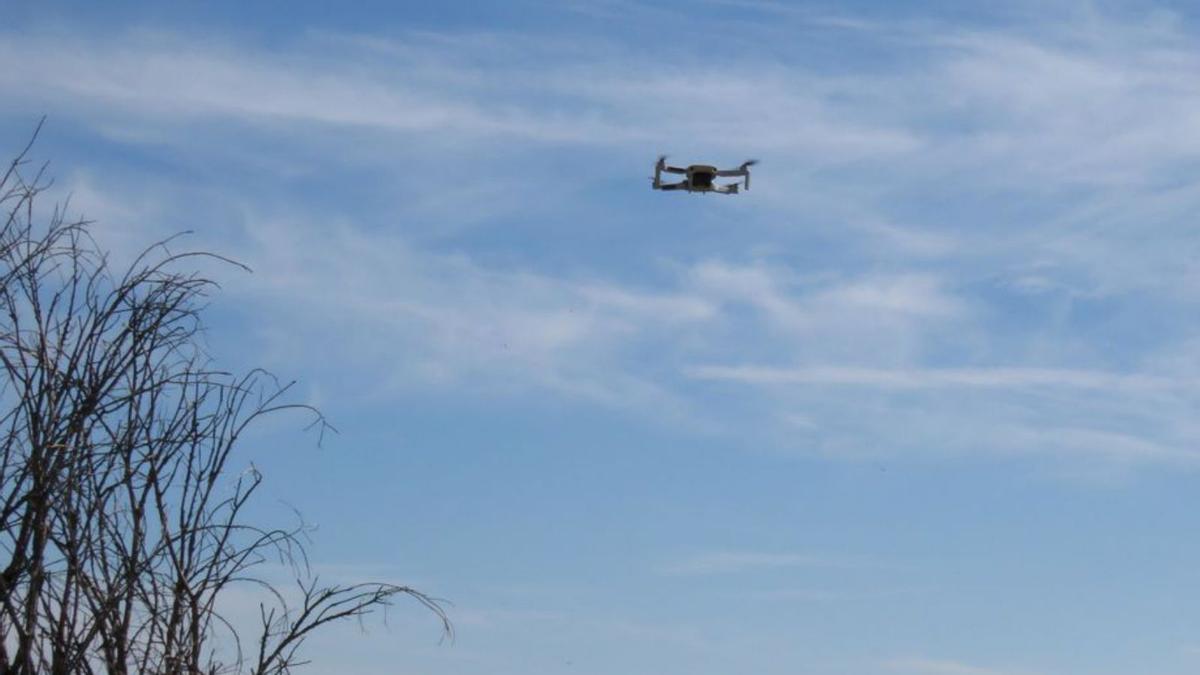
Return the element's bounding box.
[651,156,757,194]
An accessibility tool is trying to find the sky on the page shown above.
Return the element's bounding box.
[4,1,1200,673]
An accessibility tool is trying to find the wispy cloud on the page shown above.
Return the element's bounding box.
[0,32,636,144]
[8,10,1200,472]
[661,551,864,575]
[0,28,918,157]
[887,657,1044,675]
[232,218,717,415]
[684,364,1179,392]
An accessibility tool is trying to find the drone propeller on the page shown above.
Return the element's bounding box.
[742,159,759,168]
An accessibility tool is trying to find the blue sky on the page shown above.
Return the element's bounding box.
[5,1,1200,673]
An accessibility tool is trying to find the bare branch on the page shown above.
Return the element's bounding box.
[0,124,450,675]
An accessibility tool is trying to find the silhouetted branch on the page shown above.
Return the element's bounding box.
[0,124,449,674]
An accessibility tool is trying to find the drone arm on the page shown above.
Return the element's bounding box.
[716,169,750,190]
[656,155,687,174]
[717,162,755,189]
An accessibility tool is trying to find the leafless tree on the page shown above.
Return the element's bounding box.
[0,124,450,675]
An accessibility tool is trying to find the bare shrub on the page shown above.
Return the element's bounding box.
[0,123,450,675]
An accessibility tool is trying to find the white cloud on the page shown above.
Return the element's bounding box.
[661,551,863,575]
[934,27,1200,183]
[684,364,1178,392]
[0,32,632,144]
[887,657,1043,675]
[811,275,965,318]
[0,29,919,159]
[688,262,965,335]
[9,11,1200,472]
[8,12,1200,189]
[232,218,717,415]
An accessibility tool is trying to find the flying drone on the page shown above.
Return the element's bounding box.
[651,156,757,194]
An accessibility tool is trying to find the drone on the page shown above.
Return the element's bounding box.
[651,156,757,194]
